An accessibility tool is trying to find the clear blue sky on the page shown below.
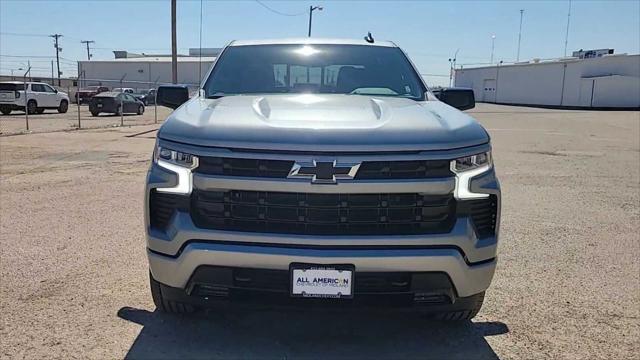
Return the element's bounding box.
[1,0,638,86]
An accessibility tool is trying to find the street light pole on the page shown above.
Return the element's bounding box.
[563,0,572,57]
[171,0,178,84]
[490,35,496,64]
[448,48,459,87]
[517,9,524,61]
[308,6,323,37]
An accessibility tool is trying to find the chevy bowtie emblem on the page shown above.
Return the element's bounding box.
[288,161,361,184]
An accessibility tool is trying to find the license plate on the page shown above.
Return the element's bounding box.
[97,104,103,108]
[290,263,354,299]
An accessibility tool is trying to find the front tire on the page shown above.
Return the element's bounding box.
[137,105,144,115]
[150,272,196,314]
[58,100,68,113]
[90,110,99,117]
[1,106,12,115]
[432,292,485,321]
[26,100,37,115]
[115,105,122,116]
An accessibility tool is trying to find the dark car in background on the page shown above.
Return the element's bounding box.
[132,89,156,105]
[76,86,109,104]
[89,92,145,116]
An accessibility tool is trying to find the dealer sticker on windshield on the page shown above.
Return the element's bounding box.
[290,264,354,299]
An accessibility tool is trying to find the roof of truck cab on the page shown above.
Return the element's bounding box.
[229,38,397,47]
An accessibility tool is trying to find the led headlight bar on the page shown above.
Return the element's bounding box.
[154,146,199,194]
[450,152,492,199]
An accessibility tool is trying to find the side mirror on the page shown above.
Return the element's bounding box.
[156,85,190,109]
[432,88,475,111]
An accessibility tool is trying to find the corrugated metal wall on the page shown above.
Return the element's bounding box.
[454,55,640,108]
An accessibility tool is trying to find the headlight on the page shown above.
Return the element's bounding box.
[154,145,198,194]
[450,151,492,199]
[154,145,198,169]
[451,152,491,173]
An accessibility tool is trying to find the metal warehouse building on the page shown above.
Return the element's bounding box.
[77,48,219,90]
[454,53,640,108]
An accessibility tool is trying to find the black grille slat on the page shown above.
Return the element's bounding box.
[195,157,453,180]
[191,190,456,236]
[149,191,190,230]
[356,160,452,179]
[197,157,294,178]
[457,196,498,238]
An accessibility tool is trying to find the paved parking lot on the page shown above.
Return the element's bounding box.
[0,103,638,359]
[0,105,173,135]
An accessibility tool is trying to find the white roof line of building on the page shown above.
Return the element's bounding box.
[78,57,217,63]
[457,53,639,71]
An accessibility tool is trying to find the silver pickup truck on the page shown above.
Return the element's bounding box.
[145,38,500,320]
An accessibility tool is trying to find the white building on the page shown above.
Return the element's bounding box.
[454,53,640,108]
[77,48,219,90]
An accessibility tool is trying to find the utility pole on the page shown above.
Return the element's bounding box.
[563,0,572,57]
[49,34,63,86]
[308,6,323,37]
[517,9,524,62]
[51,60,54,86]
[81,40,94,61]
[171,0,178,84]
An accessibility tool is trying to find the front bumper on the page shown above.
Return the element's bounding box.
[148,242,496,299]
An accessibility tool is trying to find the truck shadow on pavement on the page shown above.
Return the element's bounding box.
[118,306,508,359]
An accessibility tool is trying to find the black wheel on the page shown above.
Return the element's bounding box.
[36,108,45,114]
[0,106,12,115]
[432,292,485,321]
[137,105,144,115]
[58,100,68,113]
[150,272,196,314]
[26,100,37,114]
[115,105,122,116]
[90,111,99,117]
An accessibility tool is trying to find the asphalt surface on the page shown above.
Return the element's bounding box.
[1,103,638,359]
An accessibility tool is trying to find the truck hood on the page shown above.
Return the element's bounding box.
[158,94,488,152]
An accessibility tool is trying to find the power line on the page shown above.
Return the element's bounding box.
[254,0,307,16]
[0,31,49,37]
[0,54,58,58]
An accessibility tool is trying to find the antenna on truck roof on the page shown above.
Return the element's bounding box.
[364,32,374,44]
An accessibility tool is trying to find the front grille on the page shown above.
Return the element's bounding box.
[355,160,452,179]
[191,190,456,236]
[148,191,189,230]
[195,157,453,180]
[197,157,294,178]
[458,195,498,238]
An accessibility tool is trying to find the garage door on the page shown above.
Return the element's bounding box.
[482,79,496,102]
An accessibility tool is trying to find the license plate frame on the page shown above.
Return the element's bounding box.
[290,263,355,299]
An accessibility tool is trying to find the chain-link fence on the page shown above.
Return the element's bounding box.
[0,77,199,135]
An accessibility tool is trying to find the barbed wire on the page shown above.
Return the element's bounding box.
[254,0,307,16]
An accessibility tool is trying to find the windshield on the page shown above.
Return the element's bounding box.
[203,44,426,100]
